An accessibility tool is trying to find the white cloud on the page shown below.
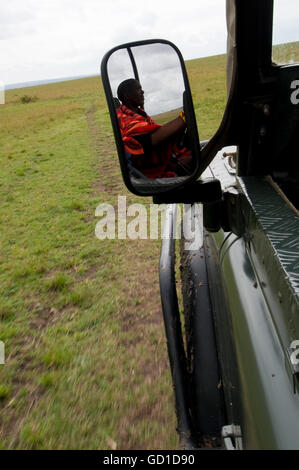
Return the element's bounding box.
[0,0,298,85]
[273,0,299,44]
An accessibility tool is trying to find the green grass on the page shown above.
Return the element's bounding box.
[0,76,177,449]
[272,40,299,65]
[153,108,183,125]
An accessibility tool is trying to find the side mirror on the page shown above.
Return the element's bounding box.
[101,39,201,196]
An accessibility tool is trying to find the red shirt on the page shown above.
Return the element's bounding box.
[117,104,176,178]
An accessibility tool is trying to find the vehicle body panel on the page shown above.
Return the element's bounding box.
[203,153,299,449]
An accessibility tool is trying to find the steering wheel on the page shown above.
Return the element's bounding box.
[181,90,192,149]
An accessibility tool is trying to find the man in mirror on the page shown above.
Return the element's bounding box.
[116,79,193,179]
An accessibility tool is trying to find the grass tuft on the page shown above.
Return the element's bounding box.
[68,201,84,211]
[20,425,44,449]
[41,347,72,368]
[20,95,39,104]
[45,274,70,292]
[0,385,11,400]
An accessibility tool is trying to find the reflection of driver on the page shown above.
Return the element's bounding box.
[116,78,192,178]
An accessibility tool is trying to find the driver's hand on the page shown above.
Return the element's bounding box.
[179,111,186,123]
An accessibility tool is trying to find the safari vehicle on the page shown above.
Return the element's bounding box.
[101,0,299,450]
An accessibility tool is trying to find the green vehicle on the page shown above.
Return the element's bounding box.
[101,0,299,450]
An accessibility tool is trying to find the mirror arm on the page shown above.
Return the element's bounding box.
[152,178,222,204]
[200,140,209,149]
[127,47,140,82]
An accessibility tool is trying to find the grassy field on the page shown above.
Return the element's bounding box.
[272,40,299,65]
[0,41,298,450]
[0,77,178,449]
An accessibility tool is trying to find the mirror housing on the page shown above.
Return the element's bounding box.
[152,178,222,204]
[101,39,202,196]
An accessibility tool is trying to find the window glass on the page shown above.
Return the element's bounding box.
[272,0,299,65]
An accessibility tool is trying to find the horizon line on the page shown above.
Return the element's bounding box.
[5,73,100,91]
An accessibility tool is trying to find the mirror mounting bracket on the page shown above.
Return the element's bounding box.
[152,178,222,204]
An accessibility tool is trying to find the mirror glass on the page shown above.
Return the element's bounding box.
[102,41,200,194]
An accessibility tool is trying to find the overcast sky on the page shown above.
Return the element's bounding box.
[1,0,298,85]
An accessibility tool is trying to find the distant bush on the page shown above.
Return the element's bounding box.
[20,95,39,104]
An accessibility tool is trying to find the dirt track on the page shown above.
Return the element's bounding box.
[86,103,178,449]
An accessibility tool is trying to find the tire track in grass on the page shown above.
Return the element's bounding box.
[86,103,122,197]
[86,103,178,449]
